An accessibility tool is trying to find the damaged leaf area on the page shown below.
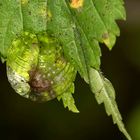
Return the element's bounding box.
[70,0,84,9]
[0,0,131,140]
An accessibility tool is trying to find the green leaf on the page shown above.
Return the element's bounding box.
[57,84,79,113]
[0,0,47,57]
[89,68,131,140]
[0,0,131,139]
[0,0,22,57]
[47,0,94,82]
[46,0,130,139]
[46,0,126,80]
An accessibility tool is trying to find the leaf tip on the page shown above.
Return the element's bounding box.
[102,33,116,50]
[70,106,80,113]
[121,127,132,140]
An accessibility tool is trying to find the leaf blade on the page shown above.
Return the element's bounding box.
[57,84,79,113]
[0,0,47,58]
[0,1,131,139]
[46,2,131,139]
[89,68,132,140]
[0,0,23,57]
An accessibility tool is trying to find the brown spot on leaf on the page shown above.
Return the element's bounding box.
[102,33,109,40]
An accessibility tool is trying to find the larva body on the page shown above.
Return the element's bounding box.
[7,32,76,102]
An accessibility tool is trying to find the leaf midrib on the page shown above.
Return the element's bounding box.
[91,0,108,34]
[64,0,101,80]
[63,1,89,81]
[19,0,24,30]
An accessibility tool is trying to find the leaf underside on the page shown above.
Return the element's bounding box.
[89,68,131,140]
[0,0,131,139]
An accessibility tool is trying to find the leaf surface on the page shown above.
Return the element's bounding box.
[46,1,131,139]
[57,84,79,113]
[0,1,131,139]
[0,0,47,57]
[89,68,131,140]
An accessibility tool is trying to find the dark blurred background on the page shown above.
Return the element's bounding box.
[0,0,140,140]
